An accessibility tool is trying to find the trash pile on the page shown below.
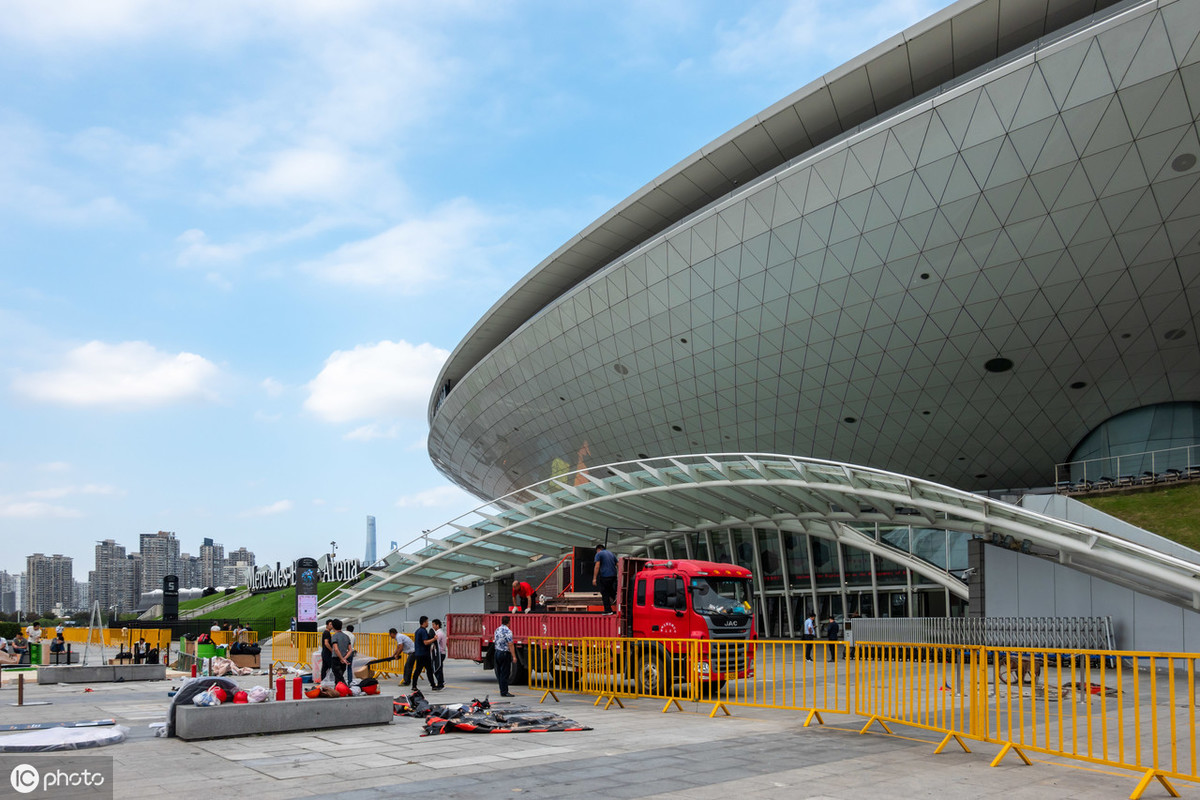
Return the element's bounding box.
[393,689,591,736]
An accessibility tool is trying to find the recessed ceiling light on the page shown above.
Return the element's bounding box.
[1120,333,1131,339]
[613,363,629,375]
[843,416,857,423]
[921,410,930,415]
[559,396,566,401]
[1069,381,1087,389]
[671,425,682,432]
[920,273,930,280]
[637,453,648,459]
[984,357,1014,373]
[1164,329,1187,341]
[974,473,987,479]
[680,337,688,344]
[1172,153,1196,172]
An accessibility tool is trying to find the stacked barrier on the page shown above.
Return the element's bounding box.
[530,636,1199,798]
[269,631,319,670]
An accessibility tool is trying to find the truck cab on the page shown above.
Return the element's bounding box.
[625,559,754,641]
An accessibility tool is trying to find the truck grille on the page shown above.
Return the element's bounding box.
[708,641,748,672]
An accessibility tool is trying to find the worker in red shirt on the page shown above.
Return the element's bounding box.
[511,580,534,613]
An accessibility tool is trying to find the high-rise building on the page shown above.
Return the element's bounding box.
[0,571,16,614]
[199,537,224,588]
[227,547,254,567]
[125,553,143,611]
[93,539,127,613]
[72,580,88,612]
[139,531,180,592]
[365,516,376,564]
[178,553,201,589]
[25,553,72,615]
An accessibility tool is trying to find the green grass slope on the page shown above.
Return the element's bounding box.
[1079,483,1200,552]
[192,582,346,636]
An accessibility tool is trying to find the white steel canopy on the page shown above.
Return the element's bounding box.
[324,454,1200,618]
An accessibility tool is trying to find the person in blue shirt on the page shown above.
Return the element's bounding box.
[409,616,435,691]
[592,544,618,613]
[493,616,514,697]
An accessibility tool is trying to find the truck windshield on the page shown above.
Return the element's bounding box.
[688,577,752,616]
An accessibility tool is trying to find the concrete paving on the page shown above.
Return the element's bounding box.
[0,656,1162,799]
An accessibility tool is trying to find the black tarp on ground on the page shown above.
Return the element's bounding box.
[392,689,589,735]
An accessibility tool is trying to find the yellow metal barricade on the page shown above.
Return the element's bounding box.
[269,630,318,671]
[853,642,1200,799]
[705,638,849,722]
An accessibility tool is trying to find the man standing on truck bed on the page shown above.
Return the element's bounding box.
[593,543,618,614]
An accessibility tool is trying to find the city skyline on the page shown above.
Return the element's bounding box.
[0,1,943,577]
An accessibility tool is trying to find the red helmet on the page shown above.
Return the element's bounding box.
[233,691,249,704]
[305,687,321,699]
[335,682,352,697]
[361,683,379,695]
[211,687,228,703]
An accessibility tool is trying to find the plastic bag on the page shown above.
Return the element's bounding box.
[193,689,220,707]
[246,685,269,703]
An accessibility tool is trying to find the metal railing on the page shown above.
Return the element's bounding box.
[850,617,1115,650]
[529,635,1198,798]
[1056,444,1200,492]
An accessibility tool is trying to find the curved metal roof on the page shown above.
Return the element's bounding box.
[428,0,1200,497]
[325,454,1200,618]
[431,0,1125,419]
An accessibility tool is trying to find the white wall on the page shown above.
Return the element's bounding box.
[344,585,486,634]
[983,546,1200,652]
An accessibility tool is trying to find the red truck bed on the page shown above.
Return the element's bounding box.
[447,612,621,661]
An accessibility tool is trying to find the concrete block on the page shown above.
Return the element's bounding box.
[174,694,393,740]
[37,664,167,684]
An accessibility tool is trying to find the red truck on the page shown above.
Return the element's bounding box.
[446,555,755,694]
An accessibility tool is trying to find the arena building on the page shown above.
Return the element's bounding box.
[329,0,1200,647]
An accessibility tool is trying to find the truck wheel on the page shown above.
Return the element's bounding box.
[636,647,674,696]
[508,646,529,686]
[699,679,726,698]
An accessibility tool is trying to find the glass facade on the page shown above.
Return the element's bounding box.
[1068,402,1200,481]
[657,523,969,638]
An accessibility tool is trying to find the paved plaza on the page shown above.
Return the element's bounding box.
[0,653,1152,800]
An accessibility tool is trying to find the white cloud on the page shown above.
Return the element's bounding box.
[25,484,120,500]
[12,340,220,408]
[261,378,285,397]
[0,501,83,519]
[229,147,361,206]
[37,462,71,472]
[241,499,293,517]
[344,423,400,442]
[304,340,448,423]
[713,1,941,76]
[395,484,474,510]
[302,199,503,291]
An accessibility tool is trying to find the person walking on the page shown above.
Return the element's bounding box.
[592,544,618,614]
[825,617,840,662]
[493,616,515,697]
[430,619,447,690]
[409,617,434,691]
[803,612,817,661]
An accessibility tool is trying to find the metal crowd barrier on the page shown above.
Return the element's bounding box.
[850,616,1115,650]
[529,635,1197,798]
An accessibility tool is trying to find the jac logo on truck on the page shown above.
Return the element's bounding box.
[723,620,739,627]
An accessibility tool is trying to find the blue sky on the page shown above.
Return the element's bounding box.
[0,0,940,579]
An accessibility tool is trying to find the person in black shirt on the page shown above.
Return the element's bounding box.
[320,620,334,681]
[409,616,434,690]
